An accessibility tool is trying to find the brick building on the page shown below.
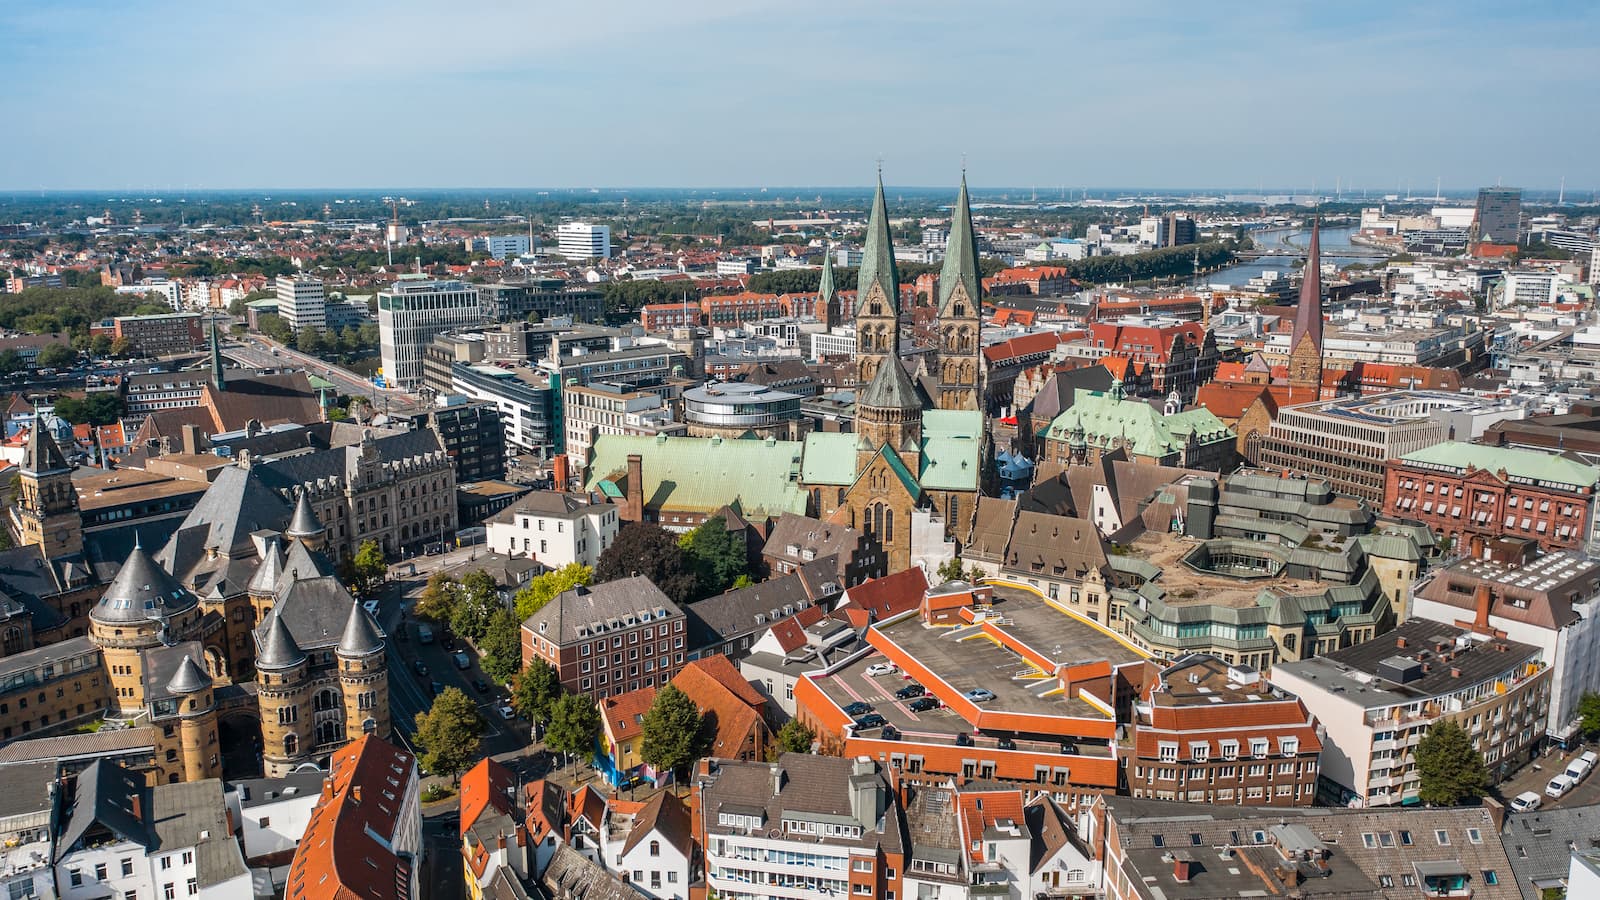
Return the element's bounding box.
[520,576,688,702]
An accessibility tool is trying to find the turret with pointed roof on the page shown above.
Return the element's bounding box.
[255,607,307,670]
[166,655,211,695]
[337,602,384,658]
[286,488,326,550]
[854,175,902,388]
[1288,221,1325,395]
[92,537,197,626]
[935,173,983,411]
[14,418,81,557]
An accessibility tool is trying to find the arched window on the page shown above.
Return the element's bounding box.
[313,689,339,712]
[284,734,298,757]
[1,628,22,656]
[884,508,894,543]
[649,840,660,857]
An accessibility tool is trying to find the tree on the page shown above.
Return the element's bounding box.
[679,517,748,598]
[513,562,592,620]
[639,684,704,781]
[413,687,484,782]
[108,336,133,358]
[479,608,522,684]
[88,334,112,357]
[415,571,458,621]
[35,343,76,368]
[774,718,815,756]
[935,557,966,584]
[0,350,23,374]
[295,327,323,355]
[1578,691,1600,740]
[347,540,387,597]
[596,523,698,604]
[511,658,561,726]
[544,692,600,768]
[52,392,124,426]
[450,569,500,641]
[1414,719,1489,806]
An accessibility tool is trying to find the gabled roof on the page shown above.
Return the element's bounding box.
[600,686,657,744]
[460,758,517,836]
[620,790,693,858]
[55,759,151,860]
[839,567,928,626]
[671,656,767,759]
[23,420,70,475]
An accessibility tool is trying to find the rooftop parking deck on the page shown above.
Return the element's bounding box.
[1127,531,1327,608]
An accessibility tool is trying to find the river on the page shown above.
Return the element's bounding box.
[1196,225,1376,288]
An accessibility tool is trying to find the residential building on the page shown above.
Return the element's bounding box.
[274,273,326,332]
[1128,654,1322,807]
[1502,803,1600,900]
[696,754,906,900]
[429,399,508,483]
[598,791,693,900]
[683,562,841,662]
[484,490,619,568]
[286,735,422,900]
[1411,536,1600,744]
[111,312,204,356]
[563,381,683,472]
[378,277,486,388]
[557,222,611,260]
[1270,619,1551,807]
[0,760,59,900]
[54,760,251,900]
[1384,442,1599,553]
[1095,796,1520,900]
[599,655,771,788]
[460,758,532,900]
[1476,186,1523,245]
[520,576,688,701]
[225,772,324,865]
[761,512,884,586]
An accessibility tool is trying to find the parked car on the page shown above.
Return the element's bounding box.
[880,725,900,741]
[955,732,974,747]
[1569,751,1599,782]
[908,697,940,712]
[472,678,490,693]
[865,662,898,677]
[997,737,1016,751]
[412,660,429,677]
[842,701,874,717]
[1547,774,1577,799]
[453,652,471,670]
[964,688,997,703]
[894,683,925,700]
[497,704,517,720]
[1511,791,1543,812]
[430,681,444,696]
[853,714,887,730]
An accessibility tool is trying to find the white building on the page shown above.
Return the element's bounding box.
[0,760,57,900]
[563,380,682,472]
[275,273,327,332]
[808,326,857,361]
[224,773,324,864]
[558,222,612,260]
[1504,271,1573,306]
[467,234,532,260]
[55,762,251,900]
[378,277,485,388]
[484,490,618,568]
[599,792,693,900]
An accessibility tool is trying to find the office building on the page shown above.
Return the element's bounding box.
[274,273,326,332]
[1271,619,1550,807]
[477,280,604,324]
[111,312,204,356]
[683,382,803,440]
[563,380,682,471]
[557,222,611,260]
[449,362,556,454]
[428,399,507,483]
[485,490,619,568]
[1475,187,1523,245]
[465,233,531,260]
[377,277,485,388]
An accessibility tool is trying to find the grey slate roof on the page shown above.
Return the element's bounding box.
[166,655,210,695]
[255,607,307,670]
[685,573,818,652]
[93,541,198,625]
[859,351,922,413]
[337,602,385,657]
[540,844,637,900]
[258,426,442,488]
[55,759,151,860]
[141,642,205,703]
[522,576,681,645]
[1503,802,1600,900]
[23,419,70,475]
[285,489,324,538]
[0,760,60,821]
[265,575,365,653]
[158,462,293,579]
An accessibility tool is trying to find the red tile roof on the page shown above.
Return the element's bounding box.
[460,757,517,836]
[671,657,767,759]
[840,567,928,627]
[600,686,657,743]
[288,735,417,900]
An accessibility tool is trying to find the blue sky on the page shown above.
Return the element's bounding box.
[2,1,1595,191]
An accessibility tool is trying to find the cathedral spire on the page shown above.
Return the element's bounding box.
[818,241,838,328]
[1292,220,1324,352]
[23,418,70,476]
[938,173,981,315]
[855,174,901,316]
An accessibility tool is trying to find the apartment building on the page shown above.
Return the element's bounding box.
[428,399,507,483]
[378,277,486,388]
[287,735,422,900]
[1383,441,1599,553]
[557,222,611,259]
[0,636,110,744]
[1128,655,1322,808]
[520,577,688,702]
[564,380,683,471]
[274,273,326,332]
[111,312,204,356]
[485,490,619,568]
[696,754,906,900]
[0,760,56,900]
[1271,619,1550,807]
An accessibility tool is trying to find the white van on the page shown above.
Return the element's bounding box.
[1566,751,1597,782]
[1547,773,1577,799]
[1510,791,1542,812]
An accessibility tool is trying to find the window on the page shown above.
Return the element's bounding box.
[650,840,660,857]
[1398,830,1412,846]
[123,858,135,876]
[1482,870,1499,885]
[1378,875,1393,888]
[181,850,192,866]
[1158,742,1178,762]
[69,870,82,888]
[1434,830,1450,845]
[853,860,873,872]
[96,863,108,881]
[1361,833,1377,849]
[1250,738,1269,757]
[164,884,176,900]
[1467,827,1482,844]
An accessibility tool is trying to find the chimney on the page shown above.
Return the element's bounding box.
[130,794,142,821]
[1173,857,1195,883]
[1484,796,1508,832]
[1470,533,1486,559]
[1395,636,1407,649]
[1474,583,1492,631]
[351,786,362,804]
[625,454,644,523]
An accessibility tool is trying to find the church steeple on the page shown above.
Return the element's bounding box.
[853,173,902,387]
[16,420,81,558]
[935,173,983,411]
[1288,220,1325,396]
[818,242,840,329]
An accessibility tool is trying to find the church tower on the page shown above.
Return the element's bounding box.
[1287,221,1325,398]
[818,243,840,330]
[14,421,81,558]
[208,318,226,394]
[936,174,983,411]
[853,175,901,387]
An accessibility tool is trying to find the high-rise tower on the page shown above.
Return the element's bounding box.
[14,421,81,558]
[936,175,983,411]
[854,176,901,387]
[1287,221,1325,397]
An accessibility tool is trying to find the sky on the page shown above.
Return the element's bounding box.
[2,1,1596,192]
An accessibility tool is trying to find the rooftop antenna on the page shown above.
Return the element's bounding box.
[1435,177,1441,202]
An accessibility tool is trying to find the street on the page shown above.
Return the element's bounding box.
[220,334,431,417]
[1494,742,1600,811]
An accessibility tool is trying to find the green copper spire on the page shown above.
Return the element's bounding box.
[209,318,225,392]
[938,174,981,315]
[854,174,900,315]
[818,242,836,306]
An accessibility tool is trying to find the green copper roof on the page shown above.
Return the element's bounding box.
[872,445,923,501]
[922,409,983,439]
[919,409,984,491]
[801,432,860,485]
[1043,389,1234,460]
[855,175,901,315]
[1400,441,1600,489]
[938,175,981,315]
[585,434,808,519]
[859,357,921,412]
[818,242,836,310]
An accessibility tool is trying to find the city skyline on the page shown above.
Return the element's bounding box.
[2,1,1596,191]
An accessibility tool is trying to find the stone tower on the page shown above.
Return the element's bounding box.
[255,608,310,777]
[936,174,983,411]
[853,176,901,387]
[14,421,81,558]
[818,242,840,330]
[90,538,201,714]
[286,489,327,552]
[166,655,221,783]
[336,602,390,741]
[208,318,226,394]
[856,347,924,472]
[1287,221,1325,398]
